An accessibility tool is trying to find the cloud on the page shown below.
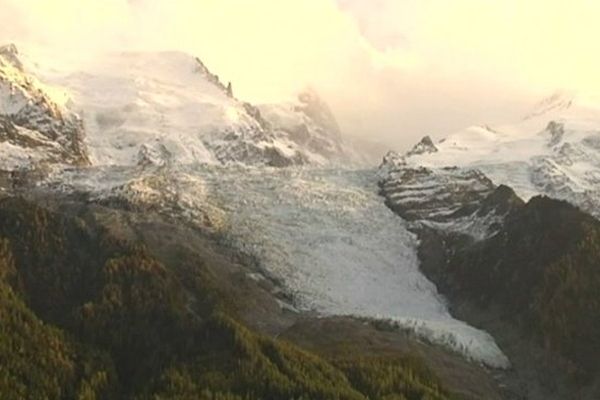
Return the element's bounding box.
[1,0,597,149]
[339,0,600,96]
[0,0,130,49]
[337,0,408,51]
[1,0,389,101]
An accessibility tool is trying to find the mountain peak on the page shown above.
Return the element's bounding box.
[295,87,342,138]
[0,43,18,56]
[406,135,438,156]
[0,43,24,71]
[256,87,361,165]
[0,46,89,169]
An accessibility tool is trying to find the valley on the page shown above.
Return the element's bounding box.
[2,41,600,399]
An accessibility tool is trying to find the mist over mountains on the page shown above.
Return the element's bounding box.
[1,2,600,397]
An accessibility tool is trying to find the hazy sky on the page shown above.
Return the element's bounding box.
[1,0,598,149]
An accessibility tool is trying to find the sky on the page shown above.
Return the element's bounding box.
[1,0,599,149]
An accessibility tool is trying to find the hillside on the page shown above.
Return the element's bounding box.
[5,40,600,400]
[447,195,600,377]
[379,152,600,399]
[0,193,508,400]
[377,107,600,398]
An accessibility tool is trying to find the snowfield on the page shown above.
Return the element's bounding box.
[51,165,510,369]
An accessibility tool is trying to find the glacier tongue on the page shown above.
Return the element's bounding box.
[51,165,510,368]
[207,167,510,367]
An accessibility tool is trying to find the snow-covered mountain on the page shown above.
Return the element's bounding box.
[0,44,361,170]
[0,43,517,370]
[0,44,88,170]
[381,92,600,219]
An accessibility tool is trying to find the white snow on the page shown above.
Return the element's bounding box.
[5,47,359,168]
[30,51,254,166]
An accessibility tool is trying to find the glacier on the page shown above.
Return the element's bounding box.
[50,164,511,369]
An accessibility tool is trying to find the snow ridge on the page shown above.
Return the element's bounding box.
[403,95,600,219]
[2,45,360,169]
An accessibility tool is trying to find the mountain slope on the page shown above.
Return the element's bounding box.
[9,45,360,168]
[258,89,360,165]
[447,196,600,376]
[0,44,88,171]
[1,44,513,370]
[377,96,600,395]
[378,151,523,241]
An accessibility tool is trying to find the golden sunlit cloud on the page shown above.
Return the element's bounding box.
[1,0,598,147]
[403,0,600,94]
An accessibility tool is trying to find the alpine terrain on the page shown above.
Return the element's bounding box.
[2,41,600,400]
[379,91,600,399]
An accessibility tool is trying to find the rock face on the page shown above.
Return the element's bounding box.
[52,49,309,167]
[415,195,600,400]
[257,89,357,165]
[406,135,438,157]
[528,119,600,217]
[380,164,494,222]
[447,196,600,398]
[0,44,89,170]
[378,150,515,241]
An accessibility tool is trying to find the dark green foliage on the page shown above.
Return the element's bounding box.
[449,196,592,312]
[0,243,115,400]
[334,357,450,400]
[150,314,365,400]
[0,282,76,400]
[0,197,123,324]
[75,251,197,392]
[447,196,600,376]
[0,197,457,399]
[150,315,454,400]
[533,224,600,373]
